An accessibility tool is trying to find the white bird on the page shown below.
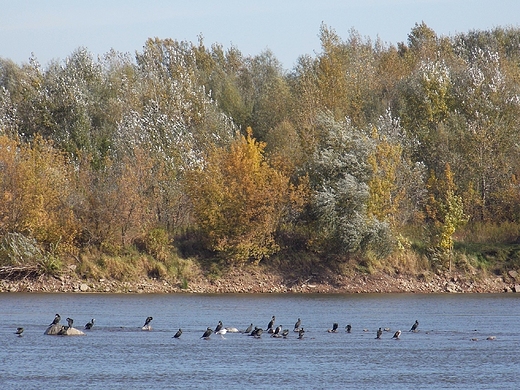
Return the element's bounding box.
[216,328,227,338]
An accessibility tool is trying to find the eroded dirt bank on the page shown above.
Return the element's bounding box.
[2,266,520,294]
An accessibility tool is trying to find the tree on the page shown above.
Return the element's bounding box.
[425,164,468,270]
[307,113,392,256]
[186,128,303,263]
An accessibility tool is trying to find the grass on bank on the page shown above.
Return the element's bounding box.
[2,222,520,285]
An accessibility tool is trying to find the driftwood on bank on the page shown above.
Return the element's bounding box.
[0,265,41,279]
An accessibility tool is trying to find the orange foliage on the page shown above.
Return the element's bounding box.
[186,128,305,263]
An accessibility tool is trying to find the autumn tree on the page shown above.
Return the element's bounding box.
[425,164,468,270]
[186,128,304,263]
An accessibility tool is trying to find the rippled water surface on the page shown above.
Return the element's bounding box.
[1,293,519,389]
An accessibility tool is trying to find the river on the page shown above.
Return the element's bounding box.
[0,293,519,389]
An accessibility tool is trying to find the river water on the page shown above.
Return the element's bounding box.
[0,293,519,389]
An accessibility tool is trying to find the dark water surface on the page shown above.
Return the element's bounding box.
[1,293,519,389]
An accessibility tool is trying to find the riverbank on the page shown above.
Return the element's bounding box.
[1,265,520,294]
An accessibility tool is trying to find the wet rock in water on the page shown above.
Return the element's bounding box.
[44,324,62,335]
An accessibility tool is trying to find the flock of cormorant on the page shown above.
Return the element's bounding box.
[14,313,422,341]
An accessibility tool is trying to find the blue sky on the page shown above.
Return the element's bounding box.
[1,0,519,69]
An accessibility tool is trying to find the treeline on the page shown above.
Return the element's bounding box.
[2,22,520,276]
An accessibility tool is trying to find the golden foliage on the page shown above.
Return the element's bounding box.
[0,135,78,253]
[186,127,305,263]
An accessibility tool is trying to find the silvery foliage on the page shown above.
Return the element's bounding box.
[114,41,236,171]
[373,110,427,225]
[311,112,391,254]
[0,87,17,134]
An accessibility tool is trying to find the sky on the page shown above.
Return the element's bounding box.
[1,0,520,70]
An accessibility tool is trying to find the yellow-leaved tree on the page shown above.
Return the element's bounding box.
[186,128,305,264]
[0,134,78,254]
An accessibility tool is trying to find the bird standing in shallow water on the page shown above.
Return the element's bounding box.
[294,318,301,332]
[393,330,402,339]
[410,320,419,332]
[201,327,213,339]
[15,327,24,337]
[298,328,305,339]
[216,328,227,338]
[173,329,182,338]
[214,321,223,333]
[244,323,253,334]
[345,324,352,333]
[328,323,339,333]
[281,329,289,338]
[271,325,282,337]
[142,316,153,331]
[376,328,383,339]
[85,319,95,330]
[267,316,275,331]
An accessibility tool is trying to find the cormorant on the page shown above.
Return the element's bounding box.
[173,329,182,338]
[376,327,383,339]
[410,320,419,332]
[294,318,301,332]
[267,316,275,331]
[345,324,352,333]
[214,321,223,333]
[142,316,153,331]
[244,323,253,334]
[328,323,339,333]
[201,327,213,339]
[66,318,74,328]
[51,314,61,326]
[393,330,402,339]
[298,328,305,339]
[271,325,282,337]
[85,319,95,329]
[15,327,24,336]
[281,329,289,338]
[254,328,263,338]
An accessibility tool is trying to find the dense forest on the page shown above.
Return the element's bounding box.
[2,22,520,283]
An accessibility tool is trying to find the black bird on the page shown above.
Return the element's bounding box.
[51,314,61,326]
[298,328,305,339]
[410,320,419,332]
[85,319,95,330]
[393,330,402,339]
[173,328,182,339]
[271,325,282,337]
[254,328,263,338]
[328,323,339,333]
[345,324,352,333]
[267,315,275,331]
[376,327,383,339]
[244,323,253,334]
[201,327,213,339]
[66,318,74,328]
[294,318,301,332]
[281,329,289,338]
[142,316,153,330]
[15,327,24,336]
[214,321,223,333]
[249,327,260,336]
